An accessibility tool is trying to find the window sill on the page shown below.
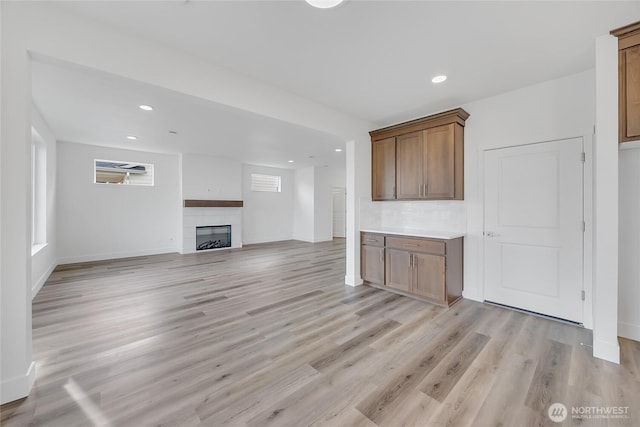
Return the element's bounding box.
[31,243,48,256]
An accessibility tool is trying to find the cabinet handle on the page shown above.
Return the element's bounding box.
[404,243,419,247]
[410,254,413,268]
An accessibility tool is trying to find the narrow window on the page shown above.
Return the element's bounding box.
[94,159,154,186]
[32,128,46,247]
[251,173,281,193]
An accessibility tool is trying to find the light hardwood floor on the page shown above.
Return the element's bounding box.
[1,239,639,426]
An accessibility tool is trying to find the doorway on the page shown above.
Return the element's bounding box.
[483,138,584,323]
[332,187,346,238]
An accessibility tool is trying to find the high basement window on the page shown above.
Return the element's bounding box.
[94,159,154,186]
[251,173,281,193]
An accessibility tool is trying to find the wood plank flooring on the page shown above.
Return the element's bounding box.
[1,239,639,426]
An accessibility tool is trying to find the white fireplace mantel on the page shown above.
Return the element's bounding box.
[182,206,242,254]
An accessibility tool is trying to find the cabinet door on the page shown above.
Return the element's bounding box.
[623,45,640,140]
[361,245,385,284]
[396,131,423,199]
[372,138,396,200]
[424,124,455,199]
[412,253,446,302]
[385,249,411,293]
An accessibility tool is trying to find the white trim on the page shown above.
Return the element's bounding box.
[0,362,36,405]
[57,247,178,265]
[32,262,56,299]
[593,339,620,364]
[462,288,482,302]
[30,242,47,256]
[345,274,363,287]
[618,322,640,342]
[582,134,594,330]
[618,140,640,150]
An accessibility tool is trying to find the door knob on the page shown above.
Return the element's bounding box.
[485,231,500,237]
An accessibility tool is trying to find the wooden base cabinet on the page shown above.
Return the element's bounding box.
[385,249,412,293]
[361,232,385,285]
[412,252,446,301]
[361,232,463,307]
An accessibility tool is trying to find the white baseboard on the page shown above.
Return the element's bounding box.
[238,236,293,245]
[345,274,363,287]
[593,338,620,364]
[619,321,640,342]
[1,362,36,405]
[181,243,242,254]
[32,263,57,299]
[462,288,483,302]
[57,247,179,265]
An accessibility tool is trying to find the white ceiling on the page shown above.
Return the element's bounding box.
[33,1,639,169]
[32,58,347,170]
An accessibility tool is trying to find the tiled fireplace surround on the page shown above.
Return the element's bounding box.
[182,207,242,254]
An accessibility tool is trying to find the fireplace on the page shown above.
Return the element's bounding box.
[196,225,231,251]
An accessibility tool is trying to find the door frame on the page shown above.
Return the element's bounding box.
[479,136,594,329]
[331,187,346,238]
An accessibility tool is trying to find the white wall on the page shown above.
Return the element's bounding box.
[57,142,181,263]
[292,165,346,243]
[462,69,596,315]
[31,106,57,299]
[293,166,315,242]
[360,200,466,233]
[182,154,241,200]
[619,144,640,342]
[242,164,294,244]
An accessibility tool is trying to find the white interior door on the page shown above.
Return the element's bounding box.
[484,138,584,323]
[332,187,346,238]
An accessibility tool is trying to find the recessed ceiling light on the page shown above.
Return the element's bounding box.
[431,75,447,84]
[139,105,154,111]
[288,160,294,163]
[127,136,137,140]
[305,0,344,8]
[335,148,343,152]
[168,130,178,135]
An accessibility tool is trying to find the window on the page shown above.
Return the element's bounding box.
[32,128,46,247]
[251,173,281,193]
[94,159,154,186]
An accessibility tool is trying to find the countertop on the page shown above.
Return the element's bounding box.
[360,227,464,240]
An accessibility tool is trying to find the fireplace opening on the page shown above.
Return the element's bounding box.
[196,225,231,251]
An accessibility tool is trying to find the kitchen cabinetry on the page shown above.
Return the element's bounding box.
[612,21,640,143]
[371,137,396,200]
[370,108,469,201]
[361,232,385,285]
[361,231,463,307]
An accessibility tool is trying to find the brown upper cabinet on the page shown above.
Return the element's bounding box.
[612,21,640,143]
[369,108,469,201]
[371,137,396,200]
